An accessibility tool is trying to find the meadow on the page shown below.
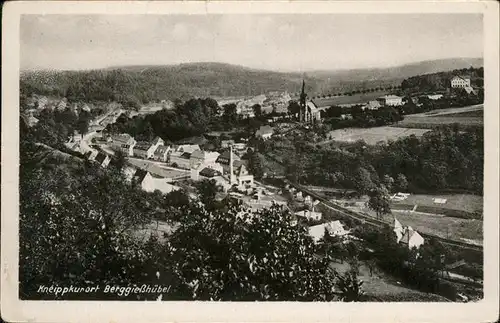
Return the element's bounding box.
[312,90,389,108]
[325,126,430,145]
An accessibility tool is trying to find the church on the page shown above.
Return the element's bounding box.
[299,80,322,123]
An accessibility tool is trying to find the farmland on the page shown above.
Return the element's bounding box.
[336,200,483,245]
[324,126,431,145]
[394,104,484,129]
[312,90,389,108]
[392,193,483,214]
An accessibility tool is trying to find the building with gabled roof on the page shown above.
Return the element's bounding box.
[133,141,156,159]
[132,169,181,195]
[255,125,274,140]
[308,220,349,244]
[153,145,171,162]
[94,152,111,168]
[399,226,425,249]
[451,75,471,88]
[295,210,322,222]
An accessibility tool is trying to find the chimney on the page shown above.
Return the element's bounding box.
[229,145,235,185]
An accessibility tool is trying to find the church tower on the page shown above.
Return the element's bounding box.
[299,79,307,123]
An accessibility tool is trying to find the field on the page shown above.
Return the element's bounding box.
[393,194,483,214]
[324,126,431,145]
[394,117,483,129]
[312,91,389,108]
[394,105,484,129]
[353,204,483,245]
[330,192,483,245]
[330,260,450,301]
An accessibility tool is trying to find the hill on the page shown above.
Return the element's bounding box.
[20,58,483,104]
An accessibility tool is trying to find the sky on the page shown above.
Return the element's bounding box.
[20,14,483,72]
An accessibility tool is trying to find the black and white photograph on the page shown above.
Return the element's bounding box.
[2,1,499,322]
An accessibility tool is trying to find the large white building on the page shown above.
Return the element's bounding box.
[450,76,471,88]
[394,218,425,249]
[377,95,404,107]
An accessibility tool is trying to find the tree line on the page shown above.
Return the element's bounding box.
[271,125,483,195]
[400,67,483,94]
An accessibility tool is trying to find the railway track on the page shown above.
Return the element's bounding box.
[288,182,483,253]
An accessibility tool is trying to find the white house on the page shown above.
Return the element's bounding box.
[235,164,254,187]
[120,143,136,157]
[295,210,322,222]
[308,220,349,243]
[451,76,471,88]
[394,218,425,249]
[87,151,110,168]
[133,170,181,195]
[362,100,382,111]
[190,150,220,169]
[111,134,136,148]
[400,226,425,249]
[255,125,274,140]
[153,145,171,162]
[377,95,404,107]
[133,142,156,159]
[427,94,444,100]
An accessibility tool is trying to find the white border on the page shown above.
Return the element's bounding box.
[2,2,499,322]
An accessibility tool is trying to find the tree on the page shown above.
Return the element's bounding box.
[248,151,264,180]
[352,167,375,195]
[382,175,395,192]
[162,203,338,301]
[252,104,262,118]
[287,100,301,118]
[396,173,408,192]
[334,267,365,302]
[222,103,238,126]
[112,150,127,171]
[366,185,392,220]
[195,179,220,209]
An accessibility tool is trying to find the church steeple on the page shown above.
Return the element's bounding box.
[299,78,307,122]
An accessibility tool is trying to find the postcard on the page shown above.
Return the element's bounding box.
[2,1,499,322]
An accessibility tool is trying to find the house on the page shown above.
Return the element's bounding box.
[427,94,444,100]
[295,210,322,221]
[27,115,39,127]
[235,164,254,187]
[133,142,156,159]
[81,104,91,112]
[153,145,171,162]
[377,95,404,107]
[304,195,313,206]
[399,226,425,249]
[172,144,201,154]
[393,218,404,243]
[255,125,274,140]
[94,152,111,168]
[308,220,349,243]
[190,164,223,181]
[56,99,67,111]
[190,149,220,169]
[168,151,192,170]
[221,140,235,148]
[120,143,136,157]
[363,100,382,110]
[150,136,165,153]
[463,86,478,95]
[233,143,247,151]
[132,169,181,195]
[451,76,471,88]
[111,134,136,148]
[393,218,425,249]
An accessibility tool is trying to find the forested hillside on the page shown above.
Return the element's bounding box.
[20,58,483,104]
[401,67,484,94]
